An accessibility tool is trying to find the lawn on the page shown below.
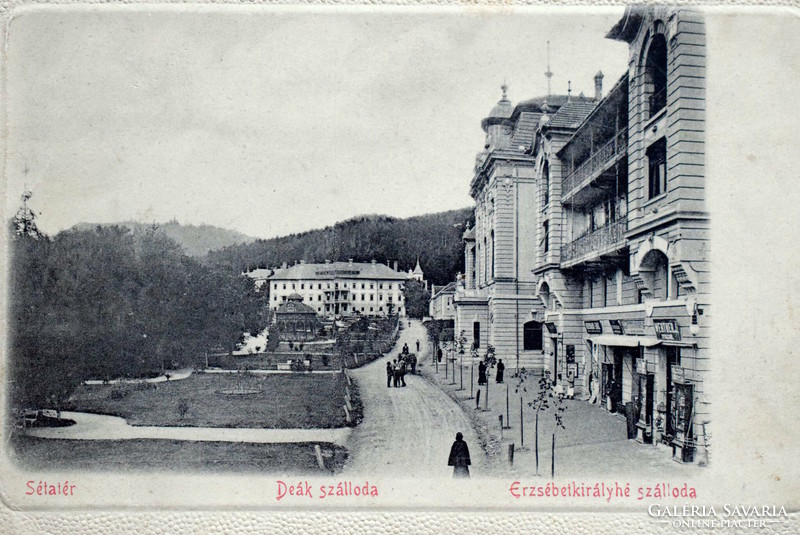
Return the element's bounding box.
[10,434,347,474]
[67,372,351,429]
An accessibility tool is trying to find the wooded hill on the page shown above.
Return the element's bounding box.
[206,208,474,286]
[72,220,255,258]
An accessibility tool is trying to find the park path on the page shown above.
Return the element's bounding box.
[23,411,351,446]
[342,320,483,478]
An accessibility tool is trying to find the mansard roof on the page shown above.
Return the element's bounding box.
[269,261,411,281]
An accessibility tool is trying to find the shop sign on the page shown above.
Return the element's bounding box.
[672,365,687,384]
[566,345,575,364]
[654,319,681,340]
[621,319,644,335]
[609,320,624,335]
[584,320,603,334]
[635,358,647,375]
[545,322,558,334]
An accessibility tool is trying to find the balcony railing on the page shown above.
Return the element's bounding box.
[560,218,627,264]
[562,130,627,198]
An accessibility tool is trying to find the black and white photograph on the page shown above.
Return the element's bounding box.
[1,2,798,533]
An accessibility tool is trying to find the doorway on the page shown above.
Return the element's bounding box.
[638,373,655,443]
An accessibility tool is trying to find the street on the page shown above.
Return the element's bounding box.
[342,321,483,478]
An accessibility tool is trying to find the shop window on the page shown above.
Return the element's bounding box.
[523,321,543,351]
[473,322,481,349]
[645,33,668,118]
[647,138,667,199]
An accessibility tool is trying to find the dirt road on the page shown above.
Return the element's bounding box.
[343,320,483,478]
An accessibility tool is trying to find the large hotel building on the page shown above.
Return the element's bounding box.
[449,6,708,463]
[249,260,423,318]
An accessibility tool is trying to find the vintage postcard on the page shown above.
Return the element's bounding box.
[1,2,798,533]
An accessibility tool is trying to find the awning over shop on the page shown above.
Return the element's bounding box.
[589,334,661,347]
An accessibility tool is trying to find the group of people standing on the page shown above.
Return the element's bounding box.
[477,358,505,385]
[386,342,417,388]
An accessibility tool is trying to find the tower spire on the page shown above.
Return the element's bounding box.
[544,40,553,96]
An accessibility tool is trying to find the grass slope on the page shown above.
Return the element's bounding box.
[68,373,350,429]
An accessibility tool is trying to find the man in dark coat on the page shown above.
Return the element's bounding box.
[495,359,505,383]
[437,346,443,362]
[478,361,487,386]
[410,354,417,374]
[400,360,407,387]
[386,361,393,388]
[448,432,471,478]
[393,359,401,387]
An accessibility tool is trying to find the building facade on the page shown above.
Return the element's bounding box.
[260,260,411,319]
[429,282,456,321]
[453,6,708,463]
[454,85,597,372]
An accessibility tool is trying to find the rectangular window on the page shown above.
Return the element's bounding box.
[361,294,365,301]
[647,138,667,200]
[602,277,608,307]
[379,283,383,289]
[300,284,304,290]
[369,295,373,301]
[523,322,543,351]
[588,279,594,308]
[543,220,549,253]
[283,284,286,290]
[473,322,481,349]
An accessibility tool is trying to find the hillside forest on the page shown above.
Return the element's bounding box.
[206,208,473,286]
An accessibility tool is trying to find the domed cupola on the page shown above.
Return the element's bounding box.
[481,83,514,132]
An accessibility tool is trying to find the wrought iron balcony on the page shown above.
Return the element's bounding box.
[562,130,627,200]
[560,218,627,265]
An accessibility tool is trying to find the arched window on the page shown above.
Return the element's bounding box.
[523,321,543,351]
[645,33,668,118]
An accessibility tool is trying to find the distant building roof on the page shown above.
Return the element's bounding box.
[268,261,411,281]
[432,281,457,299]
[276,299,318,315]
[413,259,424,275]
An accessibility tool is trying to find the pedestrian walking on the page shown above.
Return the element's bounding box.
[478,361,487,386]
[448,432,471,478]
[402,342,409,355]
[410,354,417,374]
[437,346,443,363]
[416,339,420,352]
[386,361,393,388]
[495,359,505,383]
[400,360,407,387]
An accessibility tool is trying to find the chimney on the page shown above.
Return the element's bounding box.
[371,259,376,264]
[394,260,398,272]
[594,71,604,101]
[325,259,330,264]
[281,262,287,269]
[348,258,353,266]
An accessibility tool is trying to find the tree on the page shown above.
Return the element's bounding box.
[515,369,558,476]
[402,280,430,319]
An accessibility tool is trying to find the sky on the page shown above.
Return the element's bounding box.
[4,6,629,239]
